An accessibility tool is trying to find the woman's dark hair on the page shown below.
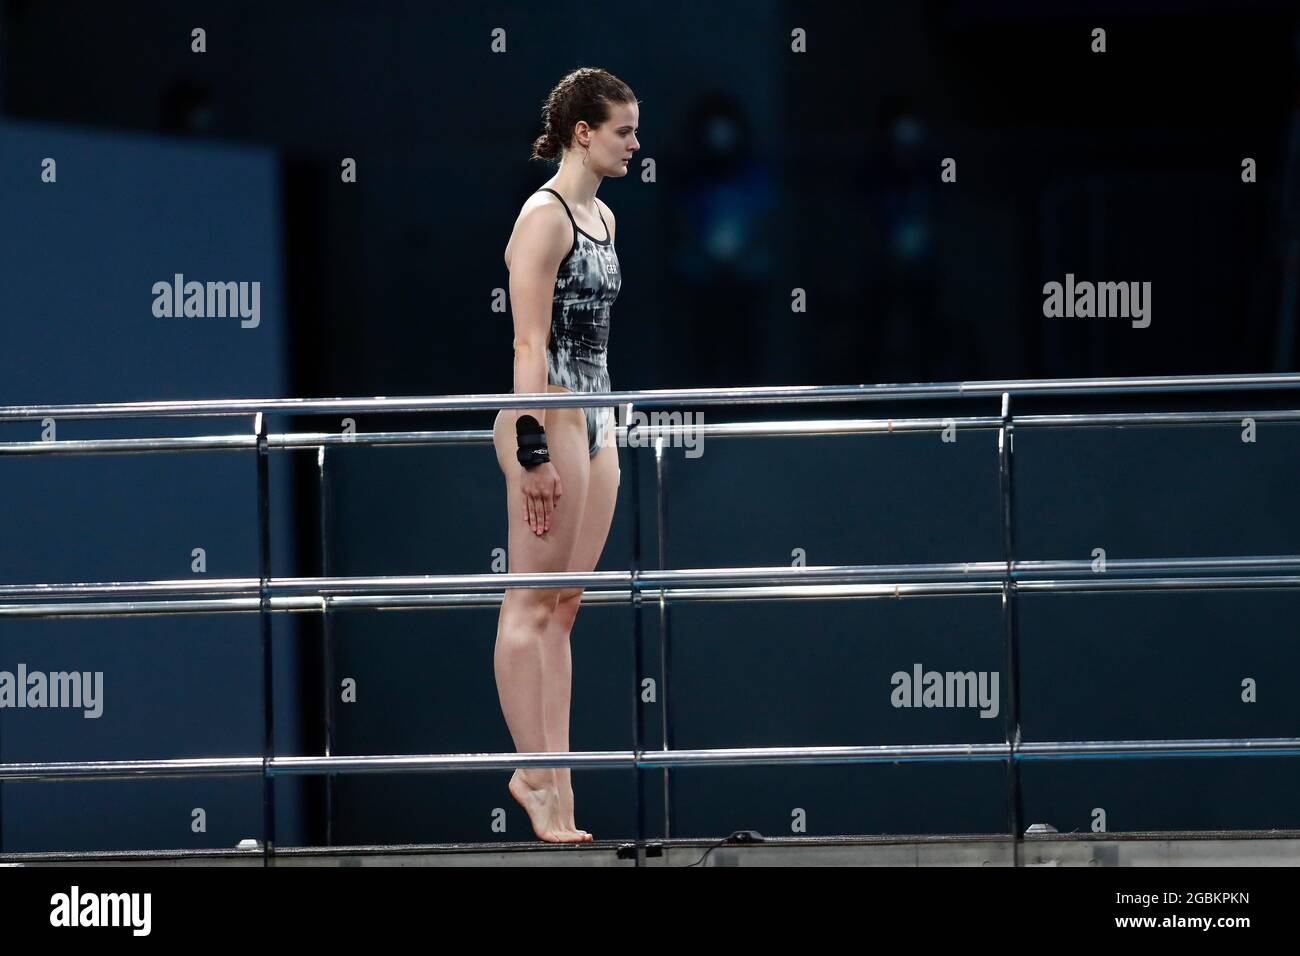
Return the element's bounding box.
[530,67,637,162]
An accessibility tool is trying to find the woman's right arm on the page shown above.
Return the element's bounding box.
[508,202,570,426]
[508,200,570,535]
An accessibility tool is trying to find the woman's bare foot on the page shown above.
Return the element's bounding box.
[555,768,593,842]
[508,769,585,842]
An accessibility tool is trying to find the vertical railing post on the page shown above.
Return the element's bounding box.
[653,431,674,842]
[997,393,1024,865]
[626,403,646,864]
[254,412,276,864]
[0,639,4,852]
[317,445,335,847]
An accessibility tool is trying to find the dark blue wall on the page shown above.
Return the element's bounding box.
[0,121,304,851]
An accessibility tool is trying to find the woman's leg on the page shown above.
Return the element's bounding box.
[543,419,621,840]
[492,390,590,842]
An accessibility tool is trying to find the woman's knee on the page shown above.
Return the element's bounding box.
[502,586,561,631]
[554,586,584,611]
[544,588,583,630]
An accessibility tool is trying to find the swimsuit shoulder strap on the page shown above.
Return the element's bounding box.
[535,187,579,236]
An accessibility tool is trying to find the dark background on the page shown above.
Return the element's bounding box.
[1,0,1298,851]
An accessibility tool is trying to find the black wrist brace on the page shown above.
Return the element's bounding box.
[515,414,550,468]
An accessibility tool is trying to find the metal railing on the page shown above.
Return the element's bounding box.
[3,372,1300,864]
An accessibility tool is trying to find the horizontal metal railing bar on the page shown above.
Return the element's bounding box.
[1012,575,1300,593]
[1011,556,1300,574]
[355,583,1006,609]
[1011,410,1300,428]
[0,585,1005,617]
[8,574,1300,618]
[1014,739,1300,758]
[5,561,1300,616]
[8,829,1300,864]
[0,757,266,781]
[5,737,1300,781]
[0,570,630,600]
[5,373,1300,422]
[17,584,996,617]
[4,556,1299,601]
[4,409,1300,456]
[275,746,1003,774]
[652,575,1300,599]
[0,598,323,618]
[0,435,258,455]
[0,577,264,598]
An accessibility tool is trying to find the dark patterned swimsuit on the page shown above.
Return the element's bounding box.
[535,187,622,457]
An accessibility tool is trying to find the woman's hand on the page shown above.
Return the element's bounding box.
[520,461,562,535]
